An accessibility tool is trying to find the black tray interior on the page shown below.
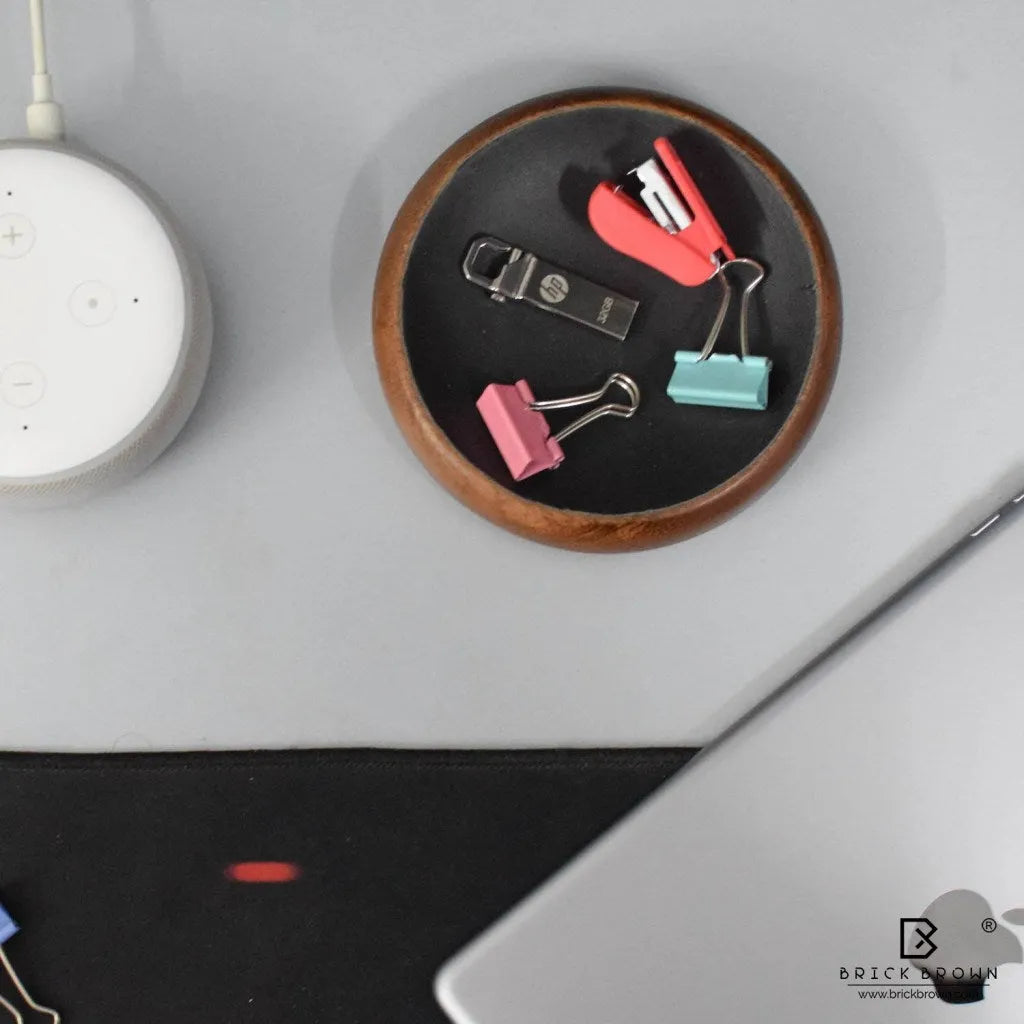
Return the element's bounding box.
[402,103,820,516]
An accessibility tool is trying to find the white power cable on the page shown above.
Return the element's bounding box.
[29,0,48,73]
[25,0,65,140]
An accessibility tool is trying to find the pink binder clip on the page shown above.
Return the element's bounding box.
[477,373,641,482]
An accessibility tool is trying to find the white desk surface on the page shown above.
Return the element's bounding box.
[0,0,1021,751]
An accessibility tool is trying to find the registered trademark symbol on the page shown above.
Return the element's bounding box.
[982,917,997,933]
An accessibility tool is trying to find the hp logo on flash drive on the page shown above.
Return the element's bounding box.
[539,273,569,303]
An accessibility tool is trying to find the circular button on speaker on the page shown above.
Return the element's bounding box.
[1,363,46,408]
[0,213,36,259]
[69,280,117,326]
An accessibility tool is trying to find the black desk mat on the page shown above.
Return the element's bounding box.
[0,747,695,1023]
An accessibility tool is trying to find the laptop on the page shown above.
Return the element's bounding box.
[436,487,1024,1022]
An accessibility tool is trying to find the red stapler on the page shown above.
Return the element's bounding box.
[588,137,734,287]
[588,137,772,411]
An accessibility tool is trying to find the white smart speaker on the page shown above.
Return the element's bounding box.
[0,2,212,504]
[0,142,212,502]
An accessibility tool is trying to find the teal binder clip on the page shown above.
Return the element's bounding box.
[668,351,771,410]
[667,258,771,411]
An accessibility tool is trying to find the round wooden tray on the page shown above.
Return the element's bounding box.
[373,89,841,552]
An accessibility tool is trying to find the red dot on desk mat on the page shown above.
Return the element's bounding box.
[225,862,302,883]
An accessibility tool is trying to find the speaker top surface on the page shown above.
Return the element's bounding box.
[0,141,209,497]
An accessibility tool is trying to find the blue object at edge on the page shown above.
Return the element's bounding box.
[0,902,19,944]
[666,351,772,411]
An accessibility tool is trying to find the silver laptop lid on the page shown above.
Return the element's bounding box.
[437,490,1024,1023]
